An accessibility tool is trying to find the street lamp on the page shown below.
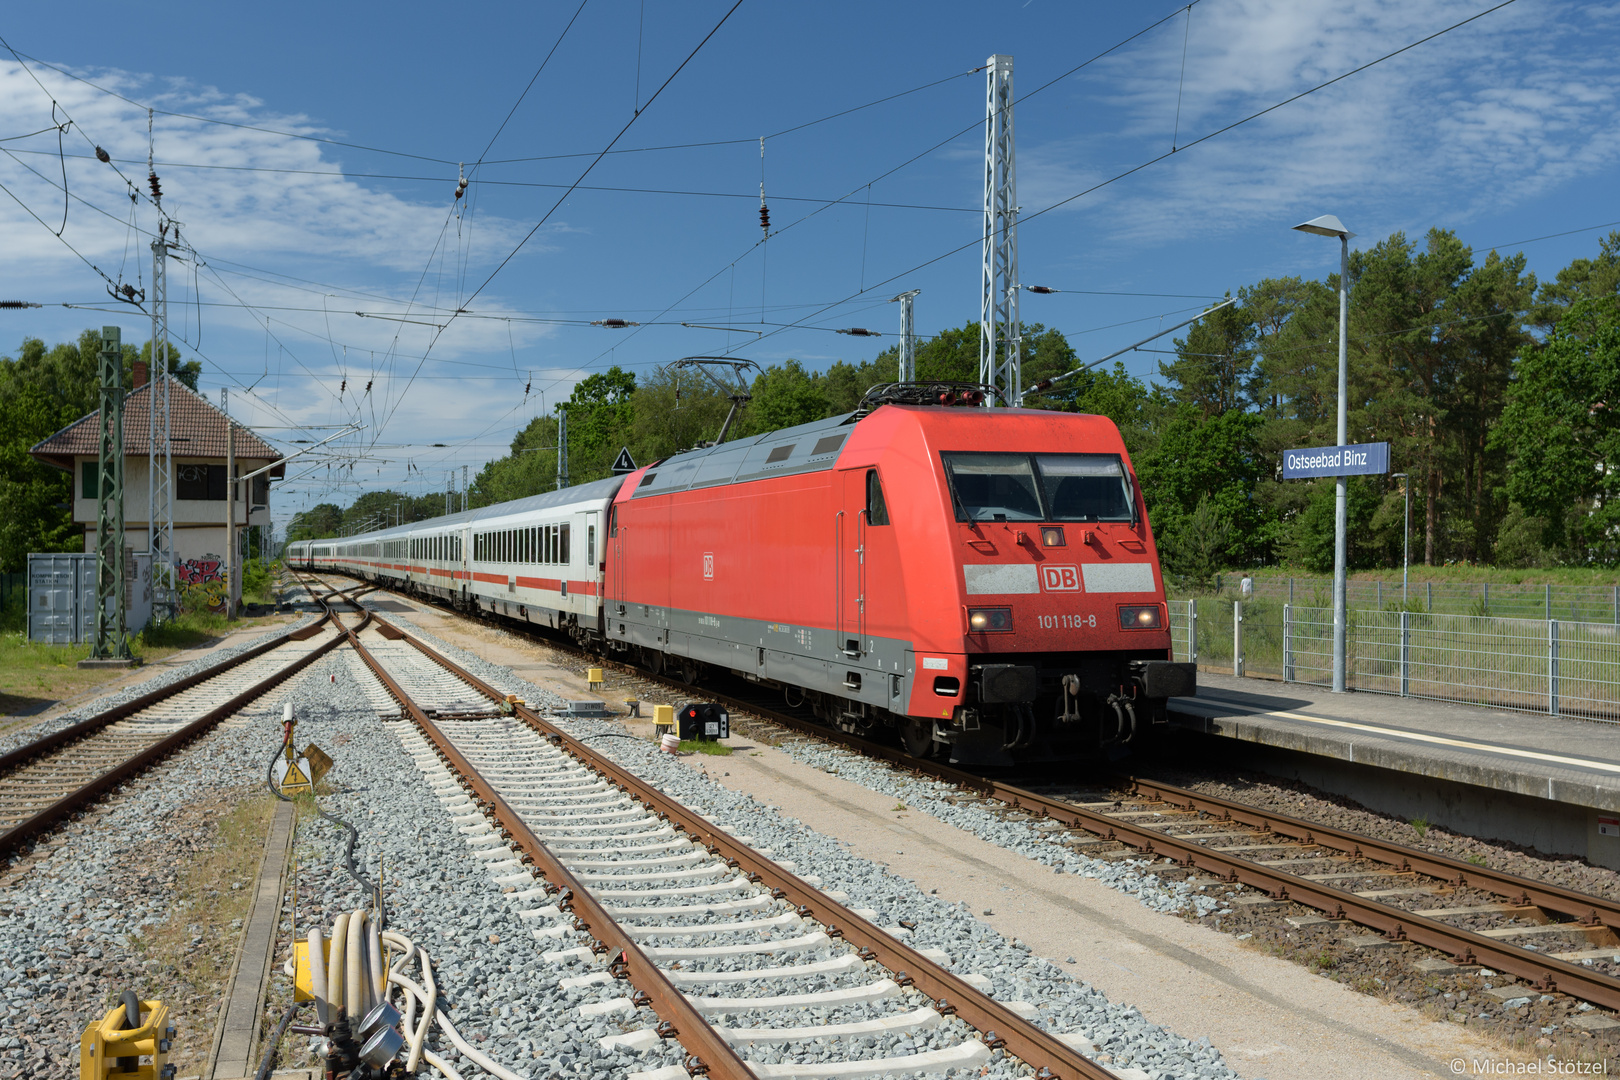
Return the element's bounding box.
[1293,214,1356,693]
[1391,473,1410,605]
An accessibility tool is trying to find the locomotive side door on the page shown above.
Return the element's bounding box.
[583,509,600,625]
[608,504,624,616]
[837,470,869,659]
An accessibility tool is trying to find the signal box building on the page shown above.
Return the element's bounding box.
[28,362,284,585]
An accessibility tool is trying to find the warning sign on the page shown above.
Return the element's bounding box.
[1600,816,1619,838]
[302,743,333,784]
[274,755,313,795]
[611,447,638,474]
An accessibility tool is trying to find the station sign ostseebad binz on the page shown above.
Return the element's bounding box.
[1281,441,1391,479]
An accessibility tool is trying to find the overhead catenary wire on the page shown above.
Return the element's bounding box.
[371,0,747,446]
[705,0,1527,362]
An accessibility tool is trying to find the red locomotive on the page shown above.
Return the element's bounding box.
[604,386,1193,763]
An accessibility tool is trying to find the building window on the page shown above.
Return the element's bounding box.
[81,461,98,499]
[177,463,228,500]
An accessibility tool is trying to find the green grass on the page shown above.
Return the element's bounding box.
[678,739,732,756]
[0,606,279,721]
[138,608,240,650]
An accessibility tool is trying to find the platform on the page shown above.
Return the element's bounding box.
[1170,673,1620,870]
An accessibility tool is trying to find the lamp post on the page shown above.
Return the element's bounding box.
[1293,214,1356,693]
[1391,473,1410,605]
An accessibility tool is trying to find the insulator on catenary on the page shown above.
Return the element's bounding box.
[1,300,43,309]
[95,146,110,164]
[148,172,162,201]
[340,379,346,394]
[759,203,769,233]
[454,181,468,200]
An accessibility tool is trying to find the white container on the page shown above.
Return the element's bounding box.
[660,733,680,754]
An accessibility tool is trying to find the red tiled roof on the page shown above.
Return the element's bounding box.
[28,375,284,474]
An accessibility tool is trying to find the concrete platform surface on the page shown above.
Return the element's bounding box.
[1171,674,1620,867]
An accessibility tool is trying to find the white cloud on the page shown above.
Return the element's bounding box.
[1015,0,1620,246]
[0,54,590,483]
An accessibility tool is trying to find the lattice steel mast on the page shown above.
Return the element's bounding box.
[980,54,1020,406]
[91,327,131,661]
[147,233,177,622]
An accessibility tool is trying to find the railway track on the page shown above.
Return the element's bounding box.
[0,609,354,858]
[296,573,1119,1080]
[297,570,1620,1025]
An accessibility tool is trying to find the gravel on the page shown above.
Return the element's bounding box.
[749,733,1232,924]
[0,642,324,1080]
[539,711,1239,1079]
[0,612,319,758]
[295,598,1242,1080]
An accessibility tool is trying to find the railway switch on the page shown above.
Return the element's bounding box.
[80,996,174,1080]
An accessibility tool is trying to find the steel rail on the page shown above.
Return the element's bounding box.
[309,589,758,1080]
[301,579,1115,1080]
[672,698,1620,1009]
[0,615,352,856]
[299,572,1620,1012]
[1121,776,1620,933]
[0,613,333,780]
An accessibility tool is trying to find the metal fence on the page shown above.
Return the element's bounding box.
[1181,575,1620,623]
[1192,598,1620,722]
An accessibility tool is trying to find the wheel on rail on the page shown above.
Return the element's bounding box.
[899,717,936,759]
[674,658,700,685]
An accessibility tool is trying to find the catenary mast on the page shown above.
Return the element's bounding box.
[980,54,1020,406]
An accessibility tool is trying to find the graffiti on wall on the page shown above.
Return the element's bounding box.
[176,554,228,613]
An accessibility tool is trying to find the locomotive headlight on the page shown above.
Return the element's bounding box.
[967,607,1013,633]
[1040,527,1066,547]
[1118,605,1162,629]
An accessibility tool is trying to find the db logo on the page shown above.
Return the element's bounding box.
[703,553,714,580]
[1040,565,1081,592]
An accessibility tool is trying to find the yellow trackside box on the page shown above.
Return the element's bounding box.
[80,999,173,1080]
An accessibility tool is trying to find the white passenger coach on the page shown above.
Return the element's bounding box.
[286,476,620,644]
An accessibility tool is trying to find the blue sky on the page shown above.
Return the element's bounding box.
[3,0,1617,533]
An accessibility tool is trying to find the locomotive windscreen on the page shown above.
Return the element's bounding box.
[943,452,1134,523]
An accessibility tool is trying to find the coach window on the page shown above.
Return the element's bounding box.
[587,525,596,569]
[866,469,890,526]
[560,524,571,564]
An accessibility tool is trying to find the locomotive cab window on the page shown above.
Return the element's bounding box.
[866,469,890,526]
[941,453,1043,521]
[942,451,1134,523]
